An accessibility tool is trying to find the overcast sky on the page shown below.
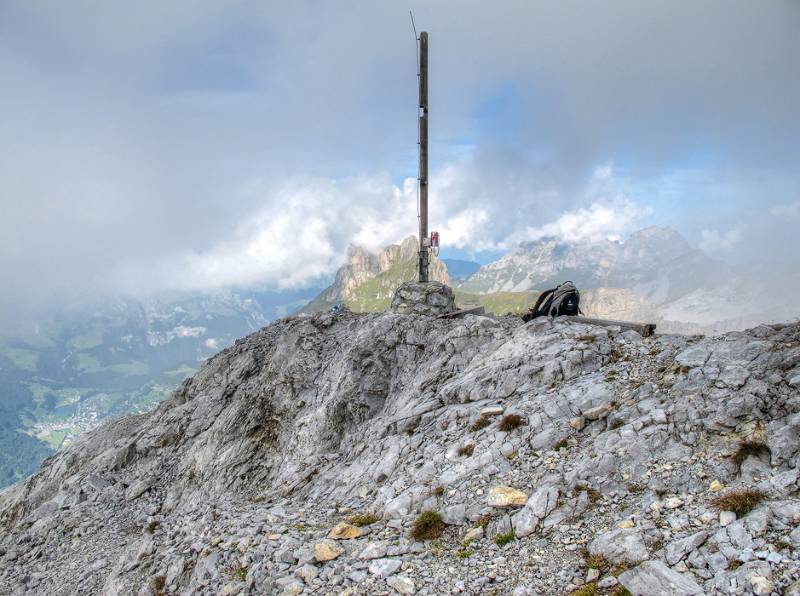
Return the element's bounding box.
[1,1,799,324]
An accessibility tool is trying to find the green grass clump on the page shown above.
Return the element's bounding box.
[609,586,632,596]
[583,553,610,574]
[347,513,380,527]
[611,561,630,577]
[711,488,768,517]
[470,415,491,432]
[494,530,515,546]
[553,439,569,451]
[498,414,523,431]
[433,485,445,497]
[411,510,445,541]
[572,583,598,596]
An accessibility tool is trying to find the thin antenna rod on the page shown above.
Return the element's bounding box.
[409,10,418,39]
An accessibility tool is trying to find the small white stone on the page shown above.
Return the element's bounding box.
[750,575,773,595]
[665,497,684,509]
[719,511,736,526]
[386,575,416,594]
[481,406,504,417]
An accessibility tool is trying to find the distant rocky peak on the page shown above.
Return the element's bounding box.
[623,226,692,260]
[310,235,447,309]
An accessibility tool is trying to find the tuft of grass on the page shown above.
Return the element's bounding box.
[477,514,491,529]
[584,554,610,574]
[711,488,768,517]
[411,510,445,541]
[252,495,266,503]
[455,547,474,558]
[572,583,598,596]
[611,562,630,577]
[627,482,646,494]
[610,586,632,596]
[505,451,517,461]
[576,335,596,343]
[609,419,624,430]
[775,540,792,552]
[470,415,491,432]
[726,559,742,570]
[650,537,664,552]
[731,439,771,469]
[494,530,515,546]
[347,513,380,527]
[553,439,569,451]
[498,414,523,432]
[235,567,247,581]
[151,575,166,596]
[574,483,602,505]
[146,520,160,534]
[430,539,443,556]
[457,444,475,457]
[433,485,445,497]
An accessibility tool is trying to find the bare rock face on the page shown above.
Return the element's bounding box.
[390,281,456,315]
[0,312,799,595]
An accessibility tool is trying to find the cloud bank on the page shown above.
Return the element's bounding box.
[0,1,798,324]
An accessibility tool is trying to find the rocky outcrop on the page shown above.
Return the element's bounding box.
[1,312,799,595]
[303,236,449,313]
[390,282,456,316]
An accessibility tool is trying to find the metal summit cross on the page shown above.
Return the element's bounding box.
[416,28,430,283]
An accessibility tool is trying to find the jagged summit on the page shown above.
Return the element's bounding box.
[1,309,799,594]
[459,226,723,301]
[302,236,449,313]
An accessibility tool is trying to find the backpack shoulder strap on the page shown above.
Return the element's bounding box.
[530,288,556,317]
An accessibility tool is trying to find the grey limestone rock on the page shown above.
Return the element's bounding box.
[619,560,704,595]
[368,557,403,578]
[589,528,649,564]
[390,281,456,316]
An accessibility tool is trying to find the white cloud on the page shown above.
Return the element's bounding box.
[110,158,659,294]
[770,200,800,218]
[511,199,651,245]
[699,227,744,252]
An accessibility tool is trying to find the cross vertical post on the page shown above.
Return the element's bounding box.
[418,31,429,282]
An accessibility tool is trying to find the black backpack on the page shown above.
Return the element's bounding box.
[522,281,581,322]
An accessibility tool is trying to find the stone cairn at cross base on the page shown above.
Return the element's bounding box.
[390,281,457,316]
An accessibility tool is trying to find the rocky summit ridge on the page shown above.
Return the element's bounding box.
[1,309,799,595]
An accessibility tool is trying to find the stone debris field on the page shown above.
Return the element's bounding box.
[1,309,799,595]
